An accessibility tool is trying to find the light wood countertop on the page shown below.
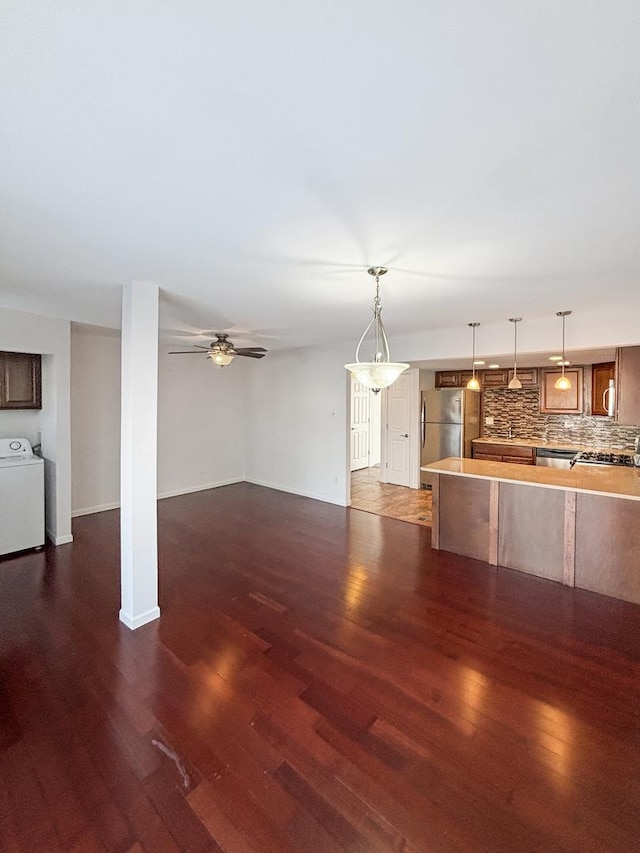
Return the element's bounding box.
[422,457,640,501]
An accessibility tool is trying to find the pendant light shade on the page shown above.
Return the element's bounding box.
[554,311,572,390]
[466,323,481,391]
[508,318,523,389]
[345,267,409,394]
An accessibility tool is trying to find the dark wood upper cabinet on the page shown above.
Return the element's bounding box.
[480,369,509,388]
[434,370,478,388]
[591,362,615,417]
[0,352,42,409]
[616,346,640,426]
[540,367,584,414]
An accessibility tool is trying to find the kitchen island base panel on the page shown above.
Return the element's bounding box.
[576,493,640,605]
[439,474,491,561]
[497,483,565,582]
[426,459,640,606]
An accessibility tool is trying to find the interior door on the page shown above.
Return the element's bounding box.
[383,372,414,487]
[350,377,370,471]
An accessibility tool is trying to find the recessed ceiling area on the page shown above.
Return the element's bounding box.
[411,347,617,373]
[2,2,639,348]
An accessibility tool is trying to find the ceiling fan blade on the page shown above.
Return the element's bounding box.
[168,350,209,355]
[235,351,266,359]
[234,347,268,354]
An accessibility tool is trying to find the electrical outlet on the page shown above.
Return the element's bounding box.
[485,416,494,426]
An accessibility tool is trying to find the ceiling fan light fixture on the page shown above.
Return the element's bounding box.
[345,267,409,394]
[210,351,234,366]
[554,310,572,391]
[508,318,523,389]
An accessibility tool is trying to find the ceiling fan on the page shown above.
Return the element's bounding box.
[169,333,267,367]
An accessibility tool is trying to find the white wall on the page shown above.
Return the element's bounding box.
[70,325,249,514]
[157,348,248,497]
[245,342,352,506]
[71,327,122,515]
[0,307,72,544]
[0,409,42,446]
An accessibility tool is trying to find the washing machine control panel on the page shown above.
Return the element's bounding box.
[0,438,34,458]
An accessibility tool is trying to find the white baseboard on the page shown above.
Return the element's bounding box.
[119,606,160,630]
[72,479,245,518]
[47,529,74,546]
[245,477,348,507]
[158,478,244,500]
[72,501,120,518]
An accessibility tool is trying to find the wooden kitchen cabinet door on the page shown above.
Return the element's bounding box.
[540,367,584,414]
[0,351,42,409]
[616,347,640,425]
[591,362,615,417]
[435,371,460,388]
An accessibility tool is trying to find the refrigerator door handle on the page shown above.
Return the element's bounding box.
[421,400,426,448]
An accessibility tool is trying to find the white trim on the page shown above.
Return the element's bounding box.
[72,501,120,518]
[71,479,245,518]
[157,478,244,500]
[245,478,348,507]
[47,531,74,545]
[119,606,160,630]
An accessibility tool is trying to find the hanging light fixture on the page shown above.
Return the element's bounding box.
[554,311,572,390]
[508,318,523,389]
[345,267,409,394]
[466,323,481,391]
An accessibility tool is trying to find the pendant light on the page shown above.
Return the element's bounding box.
[508,318,523,389]
[345,267,409,394]
[466,323,481,391]
[554,311,572,390]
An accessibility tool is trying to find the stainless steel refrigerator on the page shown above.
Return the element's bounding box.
[420,388,480,486]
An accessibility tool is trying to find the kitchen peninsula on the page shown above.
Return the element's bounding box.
[422,457,640,605]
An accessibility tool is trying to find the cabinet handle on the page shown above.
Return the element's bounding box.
[401,433,409,438]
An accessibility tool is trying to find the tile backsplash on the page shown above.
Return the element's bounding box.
[482,388,640,449]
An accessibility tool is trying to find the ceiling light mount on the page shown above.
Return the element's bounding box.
[345,267,409,394]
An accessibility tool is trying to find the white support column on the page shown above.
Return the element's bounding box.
[119,281,160,630]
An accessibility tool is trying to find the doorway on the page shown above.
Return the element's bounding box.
[348,370,431,526]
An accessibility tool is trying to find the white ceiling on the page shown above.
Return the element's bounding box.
[2,2,639,350]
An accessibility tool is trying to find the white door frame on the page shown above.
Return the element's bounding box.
[380,368,420,489]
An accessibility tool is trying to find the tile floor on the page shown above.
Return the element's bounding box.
[350,465,432,526]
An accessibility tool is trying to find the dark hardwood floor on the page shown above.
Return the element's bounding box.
[1,483,640,852]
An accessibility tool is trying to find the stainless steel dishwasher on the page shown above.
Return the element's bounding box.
[535,447,577,469]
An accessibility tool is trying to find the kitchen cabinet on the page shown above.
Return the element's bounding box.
[616,346,640,425]
[480,368,538,388]
[540,368,584,414]
[0,351,42,409]
[480,369,509,388]
[473,442,535,465]
[591,362,615,417]
[435,370,477,389]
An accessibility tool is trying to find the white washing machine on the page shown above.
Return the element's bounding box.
[0,438,45,555]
